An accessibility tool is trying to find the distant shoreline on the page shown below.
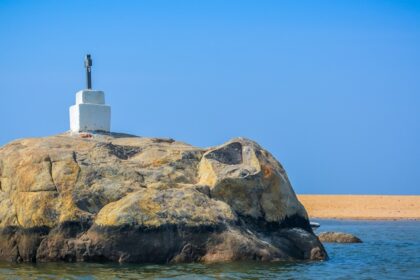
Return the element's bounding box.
[297,195,420,220]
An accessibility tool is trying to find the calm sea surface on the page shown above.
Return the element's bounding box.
[0,220,419,279]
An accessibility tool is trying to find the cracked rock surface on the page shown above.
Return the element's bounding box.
[0,132,327,263]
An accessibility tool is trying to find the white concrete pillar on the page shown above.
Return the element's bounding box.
[69,90,111,132]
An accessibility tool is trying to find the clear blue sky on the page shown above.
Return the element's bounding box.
[0,0,419,194]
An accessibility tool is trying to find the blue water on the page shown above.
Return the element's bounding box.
[0,220,419,279]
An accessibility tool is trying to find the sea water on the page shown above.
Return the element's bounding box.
[0,220,419,279]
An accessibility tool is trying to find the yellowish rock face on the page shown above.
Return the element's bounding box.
[95,187,236,227]
[198,138,308,222]
[0,133,306,229]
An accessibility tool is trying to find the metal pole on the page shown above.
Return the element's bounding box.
[84,54,92,89]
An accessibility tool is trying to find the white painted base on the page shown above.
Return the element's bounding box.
[76,90,105,105]
[69,90,111,132]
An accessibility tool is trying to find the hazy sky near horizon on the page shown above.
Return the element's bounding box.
[0,0,419,194]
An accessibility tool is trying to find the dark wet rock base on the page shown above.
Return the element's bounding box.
[0,217,327,263]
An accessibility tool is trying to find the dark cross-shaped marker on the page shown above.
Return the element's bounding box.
[84,54,92,89]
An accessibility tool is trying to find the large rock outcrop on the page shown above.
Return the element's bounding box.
[0,133,326,263]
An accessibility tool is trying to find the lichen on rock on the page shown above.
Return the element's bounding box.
[0,132,327,263]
